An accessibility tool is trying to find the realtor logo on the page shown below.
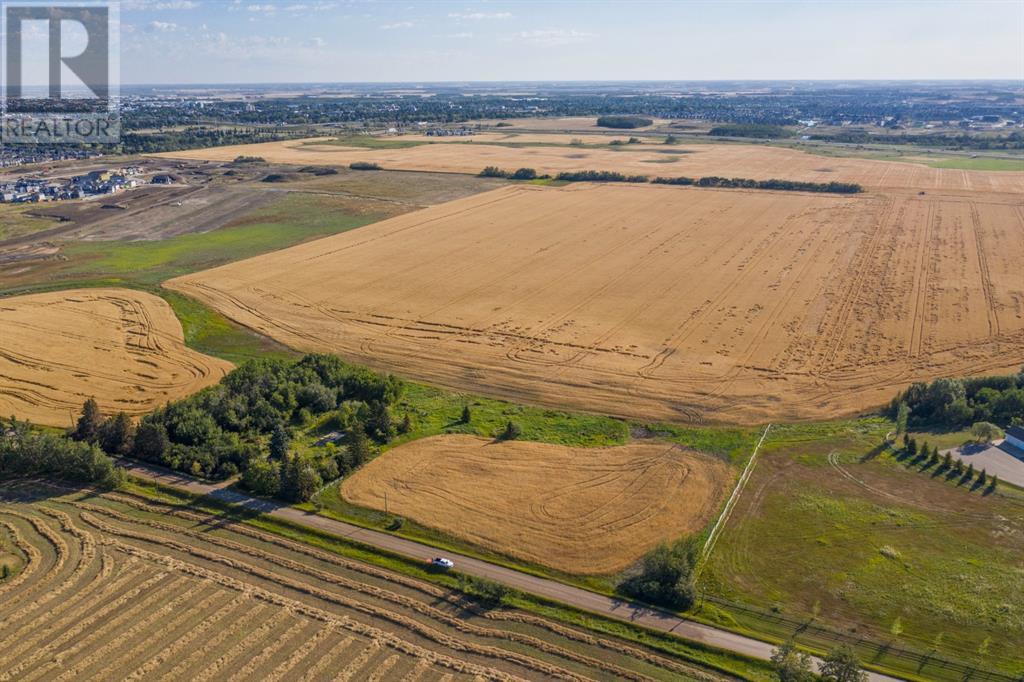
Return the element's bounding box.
[2,1,120,144]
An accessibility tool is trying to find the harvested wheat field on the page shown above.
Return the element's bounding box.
[342,435,731,574]
[0,288,232,426]
[0,481,730,682]
[167,183,1024,423]
[157,137,1024,193]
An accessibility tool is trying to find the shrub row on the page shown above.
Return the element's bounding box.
[479,166,862,193]
[653,176,862,193]
[1,417,122,488]
[596,115,653,129]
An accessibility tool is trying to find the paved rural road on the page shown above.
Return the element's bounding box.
[119,460,899,681]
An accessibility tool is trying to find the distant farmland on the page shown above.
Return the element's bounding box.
[158,136,1024,193]
[167,183,1024,423]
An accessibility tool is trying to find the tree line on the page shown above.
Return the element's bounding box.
[478,165,863,193]
[886,369,1024,429]
[652,176,863,193]
[67,354,405,504]
[1,416,122,488]
[596,116,653,129]
[708,124,793,138]
[895,433,1000,493]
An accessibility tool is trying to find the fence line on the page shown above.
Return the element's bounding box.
[697,423,771,574]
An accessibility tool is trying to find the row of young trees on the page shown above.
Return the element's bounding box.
[67,354,405,503]
[887,369,1024,429]
[897,434,999,492]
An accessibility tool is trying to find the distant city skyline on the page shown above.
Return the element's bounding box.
[16,0,1024,85]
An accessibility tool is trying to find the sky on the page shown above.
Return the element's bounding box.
[17,0,1024,85]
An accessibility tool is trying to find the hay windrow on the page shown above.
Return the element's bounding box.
[0,486,734,681]
[99,489,719,679]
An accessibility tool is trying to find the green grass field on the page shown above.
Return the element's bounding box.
[311,136,430,149]
[0,193,384,299]
[926,156,1024,171]
[161,289,299,364]
[700,419,1024,680]
[0,205,60,241]
[60,193,381,286]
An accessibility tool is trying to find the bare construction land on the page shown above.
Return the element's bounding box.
[341,435,730,574]
[158,137,1024,193]
[0,288,232,426]
[0,481,731,681]
[167,182,1024,423]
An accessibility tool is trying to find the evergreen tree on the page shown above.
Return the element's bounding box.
[98,412,135,456]
[269,423,289,460]
[132,421,169,462]
[366,401,395,443]
[977,469,987,486]
[398,414,412,434]
[461,404,472,424]
[942,451,953,469]
[279,453,299,501]
[501,421,522,440]
[71,398,103,443]
[906,438,917,457]
[346,427,372,467]
[989,474,999,491]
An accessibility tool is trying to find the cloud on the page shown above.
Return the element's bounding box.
[147,20,179,32]
[438,32,474,39]
[515,28,597,45]
[235,0,338,14]
[124,0,199,9]
[380,21,414,30]
[448,11,511,20]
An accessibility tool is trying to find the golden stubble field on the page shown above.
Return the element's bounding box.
[341,435,731,574]
[0,288,232,426]
[167,182,1024,423]
[157,137,1024,194]
[0,482,727,681]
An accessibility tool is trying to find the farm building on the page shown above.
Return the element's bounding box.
[1005,425,1024,451]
